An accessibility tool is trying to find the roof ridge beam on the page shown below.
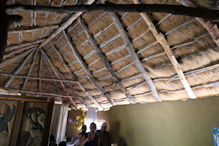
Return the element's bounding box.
[6,4,219,19]
[63,30,115,106]
[78,17,135,104]
[109,12,161,102]
[134,0,196,99]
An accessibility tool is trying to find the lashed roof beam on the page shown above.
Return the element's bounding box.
[0,72,79,83]
[6,38,45,52]
[22,49,38,90]
[134,0,196,99]
[41,49,78,108]
[4,49,35,88]
[109,12,161,102]
[63,30,115,106]
[38,52,43,91]
[78,18,135,104]
[6,3,219,19]
[8,25,59,34]
[37,0,95,49]
[4,44,37,59]
[0,48,34,71]
[177,0,219,46]
[52,43,103,110]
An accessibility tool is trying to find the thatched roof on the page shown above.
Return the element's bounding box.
[1,0,219,110]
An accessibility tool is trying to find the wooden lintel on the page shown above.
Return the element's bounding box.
[109,12,161,102]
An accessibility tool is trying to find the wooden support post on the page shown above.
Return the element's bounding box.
[6,3,219,19]
[4,50,35,88]
[78,18,135,104]
[109,12,161,102]
[41,99,54,146]
[52,44,103,110]
[177,0,219,46]
[9,101,24,146]
[63,30,115,106]
[134,0,196,99]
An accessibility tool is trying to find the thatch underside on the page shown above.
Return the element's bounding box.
[1,0,219,110]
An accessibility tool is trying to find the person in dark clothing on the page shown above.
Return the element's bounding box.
[99,122,111,146]
[84,122,99,146]
[59,141,66,146]
[80,125,88,138]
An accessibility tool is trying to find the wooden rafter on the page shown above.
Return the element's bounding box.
[41,49,78,108]
[78,17,136,104]
[177,0,219,46]
[21,49,38,89]
[8,25,59,34]
[63,30,115,106]
[6,3,219,19]
[109,12,161,102]
[38,51,43,91]
[134,0,196,99]
[4,50,35,88]
[52,44,103,110]
[37,0,95,49]
[6,38,45,52]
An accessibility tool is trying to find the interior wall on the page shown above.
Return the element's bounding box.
[98,96,219,146]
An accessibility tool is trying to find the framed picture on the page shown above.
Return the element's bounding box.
[0,100,18,146]
[18,102,48,146]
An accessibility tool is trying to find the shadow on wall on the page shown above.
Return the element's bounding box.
[110,121,127,146]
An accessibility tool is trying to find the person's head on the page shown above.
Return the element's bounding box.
[101,122,107,132]
[59,141,66,146]
[82,125,87,132]
[90,122,96,133]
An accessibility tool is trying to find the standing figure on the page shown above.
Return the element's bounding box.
[99,123,111,146]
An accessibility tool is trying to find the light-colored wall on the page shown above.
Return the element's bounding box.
[98,96,219,146]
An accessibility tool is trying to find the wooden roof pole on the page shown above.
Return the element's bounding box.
[134,0,196,99]
[38,0,95,49]
[8,25,58,34]
[177,0,219,46]
[41,49,78,109]
[22,49,38,89]
[38,51,43,91]
[63,31,115,106]
[109,12,162,102]
[7,4,219,19]
[4,50,35,88]
[78,18,136,104]
[52,44,103,110]
[0,48,34,70]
